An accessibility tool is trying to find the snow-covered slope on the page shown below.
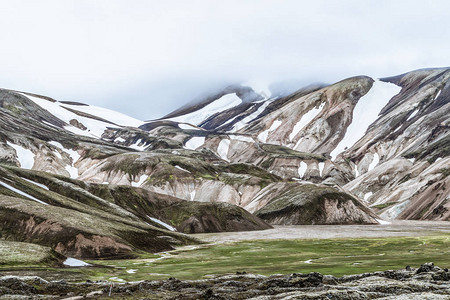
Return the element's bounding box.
[167,93,242,126]
[330,80,401,159]
[19,92,144,138]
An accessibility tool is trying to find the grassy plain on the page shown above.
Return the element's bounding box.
[83,235,450,282]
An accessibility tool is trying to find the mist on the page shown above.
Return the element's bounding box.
[1,0,449,120]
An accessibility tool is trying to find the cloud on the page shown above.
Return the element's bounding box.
[0,0,449,119]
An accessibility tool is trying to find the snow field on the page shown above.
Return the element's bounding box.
[258,120,282,143]
[230,100,274,132]
[218,139,231,161]
[298,161,308,178]
[20,93,113,138]
[131,175,148,187]
[290,102,325,141]
[330,80,401,159]
[185,137,205,150]
[59,103,144,128]
[169,93,242,125]
[49,141,80,179]
[7,142,35,169]
[368,153,380,172]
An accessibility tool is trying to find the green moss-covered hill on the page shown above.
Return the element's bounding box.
[255,183,378,225]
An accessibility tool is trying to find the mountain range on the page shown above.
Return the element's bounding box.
[0,67,448,260]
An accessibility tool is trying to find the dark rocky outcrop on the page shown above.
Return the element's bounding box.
[0,264,448,299]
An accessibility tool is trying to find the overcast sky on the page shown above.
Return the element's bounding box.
[0,0,449,120]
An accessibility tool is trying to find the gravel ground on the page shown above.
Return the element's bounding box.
[191,220,450,243]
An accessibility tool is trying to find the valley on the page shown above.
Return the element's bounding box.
[0,224,449,299]
[0,67,448,298]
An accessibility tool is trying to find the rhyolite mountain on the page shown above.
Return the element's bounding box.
[0,67,449,258]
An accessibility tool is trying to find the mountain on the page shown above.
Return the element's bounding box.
[151,68,449,221]
[0,67,448,258]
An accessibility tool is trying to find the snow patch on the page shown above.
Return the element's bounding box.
[178,123,199,130]
[0,180,48,205]
[230,100,274,132]
[380,200,410,220]
[7,142,35,169]
[330,80,401,159]
[21,178,49,190]
[20,93,115,138]
[298,161,308,178]
[114,137,126,143]
[129,139,148,151]
[65,165,79,179]
[63,257,90,267]
[354,164,360,177]
[169,93,242,125]
[318,162,325,177]
[376,218,391,225]
[304,259,313,264]
[290,102,325,141]
[434,89,442,100]
[42,120,59,128]
[63,125,93,137]
[53,150,62,159]
[230,135,254,143]
[185,137,205,150]
[131,175,148,187]
[218,139,230,161]
[109,277,125,282]
[60,103,144,127]
[147,216,176,231]
[190,190,196,201]
[368,153,380,172]
[175,165,191,173]
[258,120,282,143]
[126,269,137,274]
[49,142,81,164]
[406,109,419,121]
[364,192,373,201]
[408,158,415,164]
[50,141,80,178]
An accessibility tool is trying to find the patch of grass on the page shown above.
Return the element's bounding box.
[81,235,450,282]
[371,202,397,209]
[441,168,450,177]
[260,144,326,161]
[0,240,61,267]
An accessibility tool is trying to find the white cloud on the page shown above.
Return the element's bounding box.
[0,0,449,119]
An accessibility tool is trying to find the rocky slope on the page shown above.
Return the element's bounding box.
[0,164,271,259]
[152,68,449,221]
[0,263,448,299]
